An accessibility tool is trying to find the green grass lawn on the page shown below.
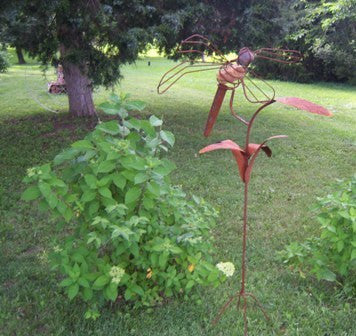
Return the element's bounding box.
[0,55,355,335]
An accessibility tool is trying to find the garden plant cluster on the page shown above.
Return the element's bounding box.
[21,94,233,316]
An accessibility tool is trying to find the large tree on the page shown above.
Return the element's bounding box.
[0,5,32,64]
[15,0,163,116]
[8,0,256,117]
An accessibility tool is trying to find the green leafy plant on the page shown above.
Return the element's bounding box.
[279,176,356,290]
[22,93,225,314]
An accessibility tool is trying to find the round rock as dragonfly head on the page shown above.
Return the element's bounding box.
[238,47,255,67]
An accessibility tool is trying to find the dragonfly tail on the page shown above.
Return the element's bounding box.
[204,84,229,137]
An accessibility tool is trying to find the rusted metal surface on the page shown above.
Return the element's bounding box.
[157,34,332,135]
[158,34,333,335]
[204,84,229,137]
[275,97,332,116]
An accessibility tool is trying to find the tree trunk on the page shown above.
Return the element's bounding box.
[16,46,26,64]
[62,62,96,117]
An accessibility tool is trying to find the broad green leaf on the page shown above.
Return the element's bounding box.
[130,243,139,257]
[134,173,148,184]
[351,249,356,260]
[38,182,57,209]
[208,271,218,282]
[337,240,344,252]
[147,181,160,197]
[38,181,51,198]
[21,186,41,201]
[112,226,133,240]
[140,120,156,137]
[150,253,158,266]
[121,157,146,170]
[96,121,120,135]
[53,148,80,165]
[56,201,67,215]
[122,170,136,182]
[186,280,194,290]
[98,102,119,115]
[72,140,93,150]
[159,251,169,269]
[154,160,176,177]
[130,284,144,297]
[59,278,74,287]
[81,191,96,203]
[78,278,90,288]
[124,288,133,300]
[160,130,175,147]
[68,283,79,300]
[97,161,116,173]
[124,100,146,111]
[83,287,93,301]
[97,176,112,187]
[84,174,97,189]
[88,201,99,216]
[125,187,141,204]
[149,115,163,127]
[99,187,112,199]
[105,283,118,301]
[143,196,154,209]
[63,208,73,222]
[112,173,126,190]
[318,269,336,282]
[93,275,110,289]
[51,178,67,188]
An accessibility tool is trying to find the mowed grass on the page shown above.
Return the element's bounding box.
[0,53,355,335]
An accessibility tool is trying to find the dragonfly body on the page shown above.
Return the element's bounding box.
[217,63,246,85]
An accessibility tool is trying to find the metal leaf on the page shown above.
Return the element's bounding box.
[199,140,247,182]
[246,144,272,158]
[275,97,332,116]
[244,135,288,183]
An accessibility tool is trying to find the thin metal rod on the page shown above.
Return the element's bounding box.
[245,100,275,149]
[241,181,249,335]
[240,182,248,295]
[229,89,249,126]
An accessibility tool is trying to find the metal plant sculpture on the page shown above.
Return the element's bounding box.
[157,35,332,335]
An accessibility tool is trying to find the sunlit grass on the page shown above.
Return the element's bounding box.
[0,55,355,336]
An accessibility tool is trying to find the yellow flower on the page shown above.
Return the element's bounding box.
[188,264,195,272]
[146,268,153,279]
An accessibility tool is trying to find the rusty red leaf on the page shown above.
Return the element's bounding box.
[246,144,272,158]
[244,135,288,183]
[275,97,332,116]
[199,140,247,181]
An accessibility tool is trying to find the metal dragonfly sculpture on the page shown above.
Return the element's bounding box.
[157,34,332,335]
[157,34,331,136]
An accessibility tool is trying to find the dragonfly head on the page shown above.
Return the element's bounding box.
[237,47,255,67]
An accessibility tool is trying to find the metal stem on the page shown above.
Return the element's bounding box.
[245,100,275,149]
[241,182,249,335]
[240,181,248,295]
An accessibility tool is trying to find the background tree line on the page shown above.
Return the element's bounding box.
[0,0,354,116]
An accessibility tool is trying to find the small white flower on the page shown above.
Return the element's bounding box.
[53,245,62,253]
[216,262,235,277]
[109,266,125,284]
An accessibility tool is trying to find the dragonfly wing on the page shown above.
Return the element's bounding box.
[179,34,228,63]
[275,97,333,116]
[157,61,221,94]
[241,70,275,103]
[254,48,302,64]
